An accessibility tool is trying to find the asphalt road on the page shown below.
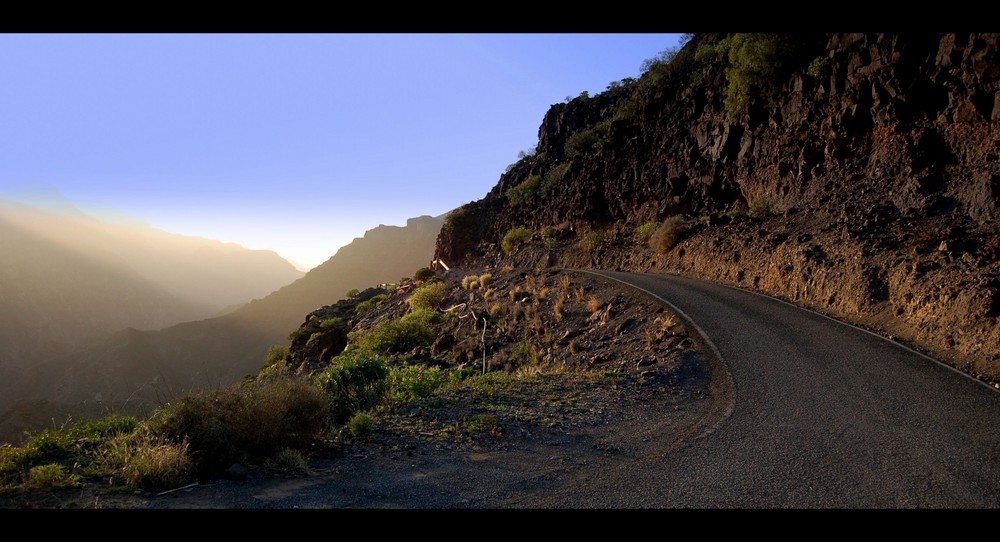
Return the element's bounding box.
[569,270,1000,508]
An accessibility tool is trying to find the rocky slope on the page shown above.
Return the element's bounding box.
[435,33,1000,385]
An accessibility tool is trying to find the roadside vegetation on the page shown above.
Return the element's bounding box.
[1,264,689,502]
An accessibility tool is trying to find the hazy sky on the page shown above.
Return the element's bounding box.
[0,33,683,270]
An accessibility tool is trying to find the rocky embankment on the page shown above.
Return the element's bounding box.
[435,33,1000,384]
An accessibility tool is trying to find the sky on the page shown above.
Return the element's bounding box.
[0,33,683,270]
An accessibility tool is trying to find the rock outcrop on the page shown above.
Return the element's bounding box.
[435,33,1000,384]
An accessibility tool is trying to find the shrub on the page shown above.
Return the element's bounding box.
[345,288,360,299]
[150,373,330,476]
[577,230,606,254]
[356,310,440,356]
[501,227,533,254]
[263,344,289,367]
[807,56,831,78]
[723,34,794,122]
[541,162,571,191]
[387,364,445,407]
[408,281,447,311]
[443,204,468,229]
[317,354,389,424]
[413,267,435,282]
[564,129,601,158]
[506,175,542,206]
[356,294,386,314]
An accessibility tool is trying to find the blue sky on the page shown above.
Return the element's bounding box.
[0,33,683,270]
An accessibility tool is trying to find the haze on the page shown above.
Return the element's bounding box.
[0,33,683,270]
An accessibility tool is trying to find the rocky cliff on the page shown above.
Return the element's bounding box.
[435,33,1000,384]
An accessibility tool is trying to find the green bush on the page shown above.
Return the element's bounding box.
[541,162,571,191]
[357,310,440,356]
[506,175,542,206]
[345,288,360,299]
[564,129,601,158]
[387,364,446,407]
[317,354,389,424]
[408,281,447,311]
[723,34,794,122]
[320,317,343,330]
[263,344,289,368]
[356,294,386,314]
[267,448,312,473]
[442,204,469,236]
[501,227,533,254]
[413,267,435,282]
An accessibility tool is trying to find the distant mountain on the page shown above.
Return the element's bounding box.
[0,214,444,444]
[0,201,304,311]
[0,215,212,380]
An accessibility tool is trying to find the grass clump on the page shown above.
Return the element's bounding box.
[267,448,312,474]
[541,162,571,191]
[26,464,81,489]
[96,429,193,492]
[346,413,376,438]
[462,275,480,290]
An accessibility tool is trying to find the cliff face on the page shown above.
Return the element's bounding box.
[435,33,1000,384]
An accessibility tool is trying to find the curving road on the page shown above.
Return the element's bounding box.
[564,270,1000,508]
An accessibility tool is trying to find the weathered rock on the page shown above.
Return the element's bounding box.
[433,32,1000,384]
